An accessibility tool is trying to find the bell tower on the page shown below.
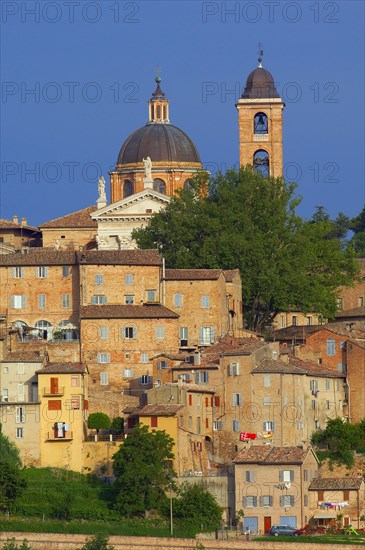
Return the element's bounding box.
[236,51,285,178]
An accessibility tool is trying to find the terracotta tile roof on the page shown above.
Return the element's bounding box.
[288,357,346,377]
[348,338,365,349]
[35,362,86,374]
[133,404,185,417]
[0,219,40,232]
[309,478,363,491]
[80,304,179,319]
[234,446,310,464]
[76,249,162,265]
[253,357,345,377]
[39,206,97,228]
[325,322,365,339]
[223,269,240,282]
[273,325,322,341]
[335,306,365,319]
[151,353,187,361]
[164,269,223,280]
[0,249,76,266]
[252,358,307,375]
[2,351,42,362]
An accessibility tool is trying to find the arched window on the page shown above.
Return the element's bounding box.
[183,179,192,190]
[153,178,166,194]
[58,320,79,341]
[157,105,161,119]
[123,180,134,198]
[253,150,270,177]
[35,320,52,341]
[254,112,268,134]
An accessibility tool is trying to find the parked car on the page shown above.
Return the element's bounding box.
[269,525,300,536]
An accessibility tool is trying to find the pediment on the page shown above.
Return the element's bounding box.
[91,190,171,220]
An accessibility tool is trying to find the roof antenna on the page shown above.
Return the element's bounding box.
[257,43,263,68]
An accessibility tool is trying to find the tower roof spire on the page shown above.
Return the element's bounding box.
[257,42,263,68]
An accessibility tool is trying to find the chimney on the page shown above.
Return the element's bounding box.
[21,217,27,226]
[12,215,19,224]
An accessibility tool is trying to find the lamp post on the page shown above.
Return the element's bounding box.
[169,483,173,536]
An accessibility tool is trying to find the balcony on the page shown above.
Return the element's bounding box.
[46,431,73,441]
[43,387,64,397]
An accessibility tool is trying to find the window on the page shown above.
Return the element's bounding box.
[246,470,254,482]
[97,353,110,364]
[311,400,317,409]
[263,375,271,388]
[253,149,269,177]
[123,179,134,197]
[297,421,303,429]
[12,267,24,278]
[157,360,167,370]
[254,112,268,134]
[71,376,79,387]
[196,371,209,384]
[228,362,240,376]
[304,495,308,506]
[3,366,9,374]
[325,400,330,410]
[188,394,192,406]
[306,316,313,325]
[325,380,331,390]
[280,315,286,328]
[213,420,223,431]
[71,396,80,410]
[62,294,70,308]
[199,326,215,345]
[100,372,108,385]
[180,326,188,346]
[280,495,295,507]
[146,289,156,302]
[123,326,137,339]
[17,364,25,375]
[359,296,364,307]
[62,266,70,277]
[140,375,152,385]
[141,353,149,363]
[179,373,191,382]
[318,490,324,501]
[243,496,257,507]
[17,384,24,402]
[292,315,298,326]
[151,417,158,428]
[36,266,48,278]
[48,400,61,410]
[188,416,193,429]
[2,389,9,402]
[16,427,23,439]
[16,406,25,423]
[153,178,166,194]
[124,273,134,285]
[343,490,349,501]
[91,295,107,305]
[327,339,336,356]
[280,470,294,482]
[174,293,183,307]
[233,420,240,432]
[201,295,210,308]
[155,326,165,339]
[122,368,134,378]
[337,363,343,372]
[310,380,318,391]
[213,396,220,407]
[337,297,343,310]
[232,393,242,406]
[263,421,275,431]
[263,396,270,406]
[11,295,26,309]
[99,327,108,340]
[38,294,46,309]
[95,274,104,285]
[261,495,273,507]
[124,295,134,304]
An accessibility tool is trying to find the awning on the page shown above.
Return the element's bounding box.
[314,514,336,519]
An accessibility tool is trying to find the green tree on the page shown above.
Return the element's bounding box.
[133,167,359,330]
[172,483,222,531]
[311,418,361,468]
[0,428,26,512]
[77,534,114,550]
[110,417,124,431]
[113,424,175,517]
[348,206,365,257]
[87,413,111,432]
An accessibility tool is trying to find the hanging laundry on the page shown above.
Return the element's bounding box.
[240,432,257,441]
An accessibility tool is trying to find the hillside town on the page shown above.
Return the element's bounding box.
[0,58,364,538]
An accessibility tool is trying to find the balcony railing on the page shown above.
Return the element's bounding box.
[47,431,73,441]
[43,387,64,396]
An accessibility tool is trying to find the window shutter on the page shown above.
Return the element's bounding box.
[206,418,209,428]
[21,295,26,308]
[290,470,294,481]
[210,327,215,344]
[259,496,263,507]
[205,397,209,407]
[205,372,209,383]
[188,395,192,406]
[12,268,16,278]
[290,496,294,506]
[280,496,284,507]
[195,372,199,384]
[11,296,15,307]
[215,396,220,407]
[253,497,257,507]
[132,327,137,339]
[228,363,233,376]
[44,267,48,277]
[236,363,240,375]
[199,327,204,345]
[279,471,284,482]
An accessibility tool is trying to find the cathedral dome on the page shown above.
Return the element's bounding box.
[117,122,201,165]
[241,66,280,99]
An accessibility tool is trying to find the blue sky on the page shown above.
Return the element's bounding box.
[1,0,364,226]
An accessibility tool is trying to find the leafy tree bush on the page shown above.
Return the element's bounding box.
[87,413,111,432]
[113,424,175,517]
[133,168,359,330]
[2,539,32,550]
[110,417,124,431]
[172,483,222,531]
[77,534,114,550]
[0,427,26,513]
[311,418,362,468]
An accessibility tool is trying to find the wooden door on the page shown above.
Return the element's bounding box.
[50,377,59,394]
[264,516,271,533]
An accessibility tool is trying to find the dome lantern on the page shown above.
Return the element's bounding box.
[149,77,170,123]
